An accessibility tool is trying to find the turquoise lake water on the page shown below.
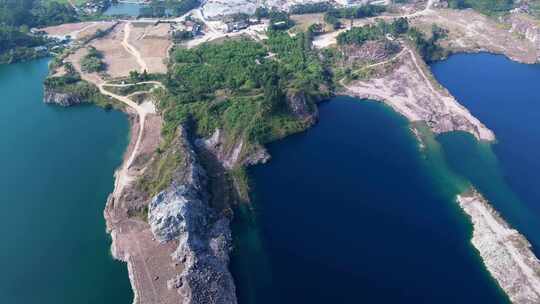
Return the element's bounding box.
[0,59,133,303]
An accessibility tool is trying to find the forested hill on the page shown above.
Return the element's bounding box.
[0,0,79,64]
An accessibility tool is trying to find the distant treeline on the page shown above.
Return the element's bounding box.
[139,0,200,18]
[289,2,333,15]
[337,18,409,45]
[447,0,514,15]
[0,0,81,63]
[325,5,386,29]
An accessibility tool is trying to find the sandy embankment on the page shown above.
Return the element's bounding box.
[457,190,540,304]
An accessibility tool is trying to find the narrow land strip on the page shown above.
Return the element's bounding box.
[458,191,540,304]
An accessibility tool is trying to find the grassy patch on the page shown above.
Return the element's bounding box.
[102,83,156,96]
[137,146,184,197]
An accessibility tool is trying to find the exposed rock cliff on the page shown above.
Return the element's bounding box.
[105,124,236,304]
[195,128,270,170]
[148,126,237,304]
[286,89,319,123]
[43,86,87,107]
[506,13,540,61]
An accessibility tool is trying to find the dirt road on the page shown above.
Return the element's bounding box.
[122,23,149,72]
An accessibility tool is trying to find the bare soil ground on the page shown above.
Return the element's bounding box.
[41,21,116,40]
[65,47,103,84]
[110,216,182,304]
[77,22,118,41]
[64,24,140,81]
[128,23,172,74]
[41,22,93,36]
[104,103,178,304]
[92,23,141,78]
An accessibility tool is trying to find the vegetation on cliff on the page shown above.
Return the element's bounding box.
[44,63,117,108]
[160,32,329,144]
[138,29,331,200]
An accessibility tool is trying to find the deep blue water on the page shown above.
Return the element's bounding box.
[432,53,540,251]
[0,59,133,303]
[231,97,507,303]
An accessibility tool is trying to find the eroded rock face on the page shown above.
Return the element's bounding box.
[43,87,86,107]
[149,185,208,243]
[286,89,319,122]
[195,128,270,170]
[506,13,540,61]
[148,126,237,304]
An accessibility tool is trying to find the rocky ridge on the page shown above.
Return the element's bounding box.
[195,128,270,170]
[148,126,237,304]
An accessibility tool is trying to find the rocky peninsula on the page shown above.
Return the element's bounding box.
[343,47,495,142]
[458,190,540,304]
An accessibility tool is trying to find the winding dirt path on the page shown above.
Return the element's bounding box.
[101,22,165,198]
[122,22,149,73]
[99,83,149,196]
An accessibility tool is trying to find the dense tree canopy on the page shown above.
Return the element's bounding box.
[159,32,330,146]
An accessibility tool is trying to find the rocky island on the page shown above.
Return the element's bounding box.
[3,0,540,303]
